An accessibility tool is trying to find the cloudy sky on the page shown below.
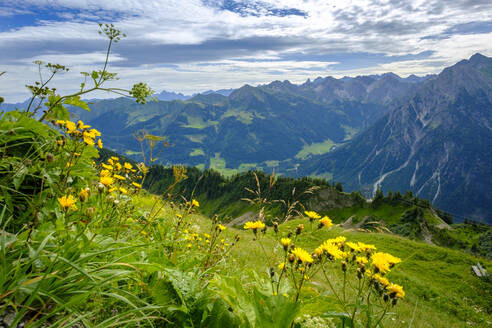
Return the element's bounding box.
[1,0,492,102]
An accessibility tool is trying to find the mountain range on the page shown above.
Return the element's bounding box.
[2,54,491,223]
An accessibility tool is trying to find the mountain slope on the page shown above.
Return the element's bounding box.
[301,53,492,223]
[70,83,392,173]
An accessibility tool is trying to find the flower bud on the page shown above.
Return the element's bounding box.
[46,153,55,162]
[341,261,347,272]
[288,254,295,263]
[85,206,96,217]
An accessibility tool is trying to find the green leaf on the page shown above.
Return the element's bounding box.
[64,96,90,111]
[253,288,300,328]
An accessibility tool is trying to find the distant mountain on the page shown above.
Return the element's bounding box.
[300,53,492,223]
[200,88,235,97]
[69,75,402,175]
[156,90,190,101]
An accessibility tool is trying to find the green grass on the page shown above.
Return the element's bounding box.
[342,125,359,141]
[324,204,412,225]
[181,208,492,328]
[190,148,205,156]
[182,114,218,129]
[221,109,258,125]
[209,152,239,176]
[295,139,339,159]
[185,134,207,143]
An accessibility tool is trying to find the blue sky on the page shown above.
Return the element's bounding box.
[1,0,492,102]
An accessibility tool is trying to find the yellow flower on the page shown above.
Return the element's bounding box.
[100,176,114,186]
[107,158,114,165]
[77,120,91,129]
[83,135,95,146]
[56,120,66,126]
[314,246,323,256]
[243,220,266,230]
[304,210,321,220]
[65,121,77,133]
[291,247,313,263]
[115,163,122,171]
[108,187,117,193]
[132,182,142,189]
[280,238,292,248]
[192,199,199,207]
[124,162,133,170]
[217,224,226,231]
[110,156,119,161]
[357,242,377,252]
[66,162,73,168]
[58,195,76,210]
[97,139,103,149]
[371,252,401,274]
[113,174,126,181]
[356,256,368,265]
[320,241,345,260]
[204,233,211,239]
[387,283,405,298]
[79,188,89,202]
[278,262,286,270]
[318,216,333,228]
[187,243,192,248]
[373,274,390,287]
[100,169,111,177]
[119,187,128,194]
[102,163,113,170]
[346,241,361,252]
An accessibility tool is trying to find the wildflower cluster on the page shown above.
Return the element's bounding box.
[98,156,143,196]
[55,119,103,148]
[244,208,404,327]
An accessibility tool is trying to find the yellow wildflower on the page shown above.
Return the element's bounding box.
[77,120,91,129]
[304,210,321,220]
[373,274,390,287]
[115,163,122,171]
[65,121,77,133]
[291,247,313,264]
[346,241,361,252]
[357,242,377,252]
[318,216,333,228]
[124,162,133,170]
[102,163,113,171]
[371,252,401,274]
[217,224,226,231]
[58,195,76,210]
[192,199,199,207]
[387,283,405,298]
[97,139,103,149]
[119,187,127,194]
[280,238,292,248]
[110,156,119,161]
[132,182,142,189]
[107,158,114,165]
[243,220,266,230]
[79,188,89,202]
[356,256,368,265]
[100,176,114,186]
[113,174,125,181]
[320,241,345,260]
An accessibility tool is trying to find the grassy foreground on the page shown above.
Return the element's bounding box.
[154,193,492,327]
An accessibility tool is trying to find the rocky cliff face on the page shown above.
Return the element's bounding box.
[302,54,492,223]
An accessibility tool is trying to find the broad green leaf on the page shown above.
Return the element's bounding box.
[64,96,91,111]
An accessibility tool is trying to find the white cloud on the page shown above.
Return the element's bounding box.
[0,0,491,101]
